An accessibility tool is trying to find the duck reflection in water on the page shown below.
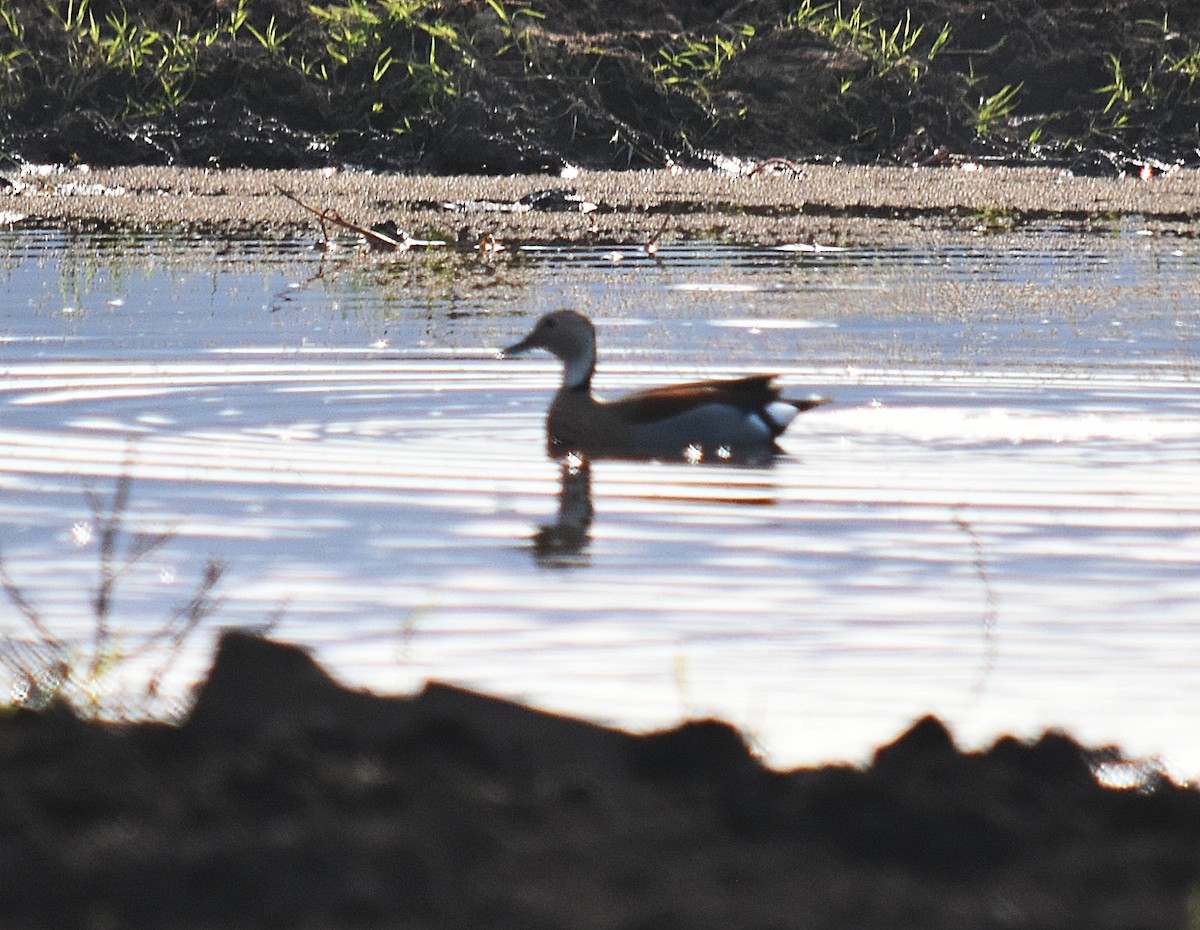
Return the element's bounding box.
[531,448,793,566]
[533,454,594,566]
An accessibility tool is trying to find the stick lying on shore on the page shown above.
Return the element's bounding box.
[274,184,411,251]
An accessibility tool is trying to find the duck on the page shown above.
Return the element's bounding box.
[500,310,829,462]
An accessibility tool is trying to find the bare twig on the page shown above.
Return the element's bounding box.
[275,185,411,251]
[1,464,228,716]
[644,213,670,256]
[0,546,64,650]
[87,470,133,681]
[953,507,999,697]
[260,598,289,636]
[142,558,226,700]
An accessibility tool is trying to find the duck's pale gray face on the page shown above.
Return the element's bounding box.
[502,310,597,388]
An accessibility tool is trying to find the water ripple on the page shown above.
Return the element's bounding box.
[2,229,1199,778]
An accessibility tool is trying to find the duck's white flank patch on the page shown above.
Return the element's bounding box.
[764,401,801,431]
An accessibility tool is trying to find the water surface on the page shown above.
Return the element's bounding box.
[2,224,1198,777]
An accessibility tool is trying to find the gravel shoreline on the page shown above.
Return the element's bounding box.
[8,165,1200,244]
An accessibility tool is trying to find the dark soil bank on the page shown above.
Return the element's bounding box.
[2,633,1198,929]
[3,0,1200,174]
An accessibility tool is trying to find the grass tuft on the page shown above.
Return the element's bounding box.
[0,468,225,717]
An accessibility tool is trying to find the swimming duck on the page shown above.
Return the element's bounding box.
[501,310,828,462]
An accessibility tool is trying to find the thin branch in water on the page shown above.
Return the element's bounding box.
[0,546,65,650]
[2,465,227,716]
[644,213,670,256]
[260,598,290,637]
[120,529,177,579]
[141,558,226,701]
[87,469,134,681]
[275,185,411,251]
[125,557,227,662]
[953,506,999,697]
[269,259,330,313]
[85,462,178,682]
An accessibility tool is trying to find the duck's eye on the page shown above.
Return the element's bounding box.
[543,318,556,329]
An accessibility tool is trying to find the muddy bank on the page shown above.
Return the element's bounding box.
[0,632,1196,929]
[7,164,1200,244]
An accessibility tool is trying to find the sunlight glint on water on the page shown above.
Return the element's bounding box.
[1,226,1199,776]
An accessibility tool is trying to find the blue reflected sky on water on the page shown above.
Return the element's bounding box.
[1,224,1199,776]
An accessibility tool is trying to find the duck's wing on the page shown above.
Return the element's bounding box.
[609,375,782,424]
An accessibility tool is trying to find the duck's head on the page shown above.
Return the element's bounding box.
[501,310,597,389]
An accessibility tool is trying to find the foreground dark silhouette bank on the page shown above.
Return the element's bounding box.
[1,632,1197,929]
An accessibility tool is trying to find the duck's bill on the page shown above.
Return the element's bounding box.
[498,336,535,359]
